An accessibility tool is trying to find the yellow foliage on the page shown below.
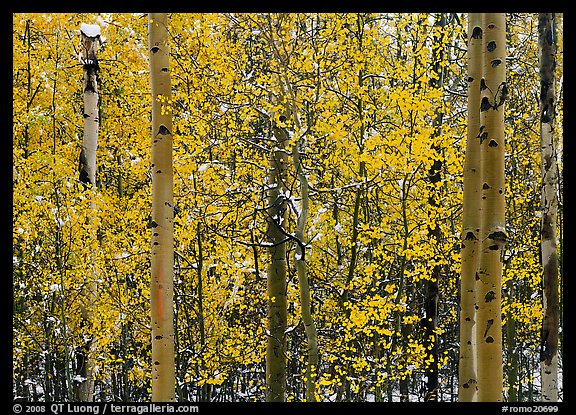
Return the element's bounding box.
[12,11,561,402]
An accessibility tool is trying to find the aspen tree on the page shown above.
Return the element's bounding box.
[75,22,101,402]
[284,89,319,403]
[149,13,175,402]
[266,113,289,402]
[538,12,560,403]
[476,12,507,402]
[292,142,320,402]
[78,23,100,191]
[257,13,317,401]
[12,12,563,402]
[268,99,319,401]
[261,13,320,401]
[458,12,482,402]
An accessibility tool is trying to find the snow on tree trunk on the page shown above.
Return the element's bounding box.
[538,12,560,403]
[149,13,175,402]
[79,23,100,189]
[475,12,507,402]
[74,23,101,403]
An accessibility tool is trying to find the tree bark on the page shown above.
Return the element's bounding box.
[260,14,321,400]
[266,117,289,402]
[75,23,101,402]
[149,12,175,402]
[276,52,320,401]
[475,12,506,402]
[78,25,100,190]
[286,109,320,403]
[506,280,518,401]
[538,12,560,403]
[458,12,482,402]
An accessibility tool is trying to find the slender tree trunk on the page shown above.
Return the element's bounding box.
[55,195,73,401]
[506,280,518,402]
[389,174,410,402]
[399,314,412,402]
[538,12,560,403]
[423,13,446,402]
[266,116,289,402]
[275,64,320,402]
[458,12,482,402]
[149,13,175,402]
[475,12,507,402]
[75,23,101,402]
[260,14,321,400]
[196,223,209,402]
[339,63,367,402]
[291,120,319,403]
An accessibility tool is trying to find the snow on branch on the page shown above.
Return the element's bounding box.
[80,23,101,38]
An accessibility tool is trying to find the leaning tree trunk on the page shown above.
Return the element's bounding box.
[268,31,321,397]
[281,90,320,402]
[458,12,483,402]
[75,23,101,402]
[292,132,319,403]
[538,12,560,403]
[475,12,507,402]
[149,12,175,402]
[266,113,289,402]
[261,13,320,400]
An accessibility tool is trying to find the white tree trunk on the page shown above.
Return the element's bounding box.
[476,13,506,402]
[75,23,101,402]
[458,12,482,402]
[538,12,560,403]
[149,13,175,402]
[79,24,100,189]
